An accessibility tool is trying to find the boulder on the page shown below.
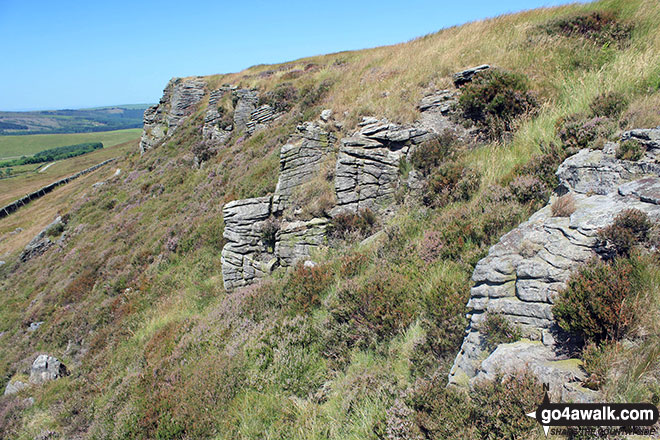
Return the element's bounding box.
[449,127,660,398]
[19,216,65,263]
[320,109,333,122]
[3,380,28,396]
[453,64,490,87]
[29,354,68,385]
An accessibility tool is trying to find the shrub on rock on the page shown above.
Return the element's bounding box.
[458,69,537,139]
[552,257,642,343]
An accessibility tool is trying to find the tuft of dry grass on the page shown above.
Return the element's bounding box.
[551,193,576,217]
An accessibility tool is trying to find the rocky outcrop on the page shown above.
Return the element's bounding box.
[334,115,445,213]
[246,105,276,135]
[232,89,259,132]
[19,216,67,263]
[273,122,336,211]
[29,354,68,385]
[221,84,476,289]
[202,86,234,144]
[140,78,206,153]
[221,197,275,291]
[221,122,335,290]
[449,127,660,400]
[453,64,490,87]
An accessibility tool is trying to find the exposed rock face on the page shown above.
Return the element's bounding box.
[273,122,336,211]
[202,86,233,144]
[221,197,275,291]
[232,89,259,132]
[449,127,660,399]
[140,78,206,153]
[19,216,66,263]
[221,122,335,290]
[453,64,490,87]
[334,118,433,213]
[246,105,276,135]
[4,379,28,396]
[29,354,68,385]
[276,218,329,267]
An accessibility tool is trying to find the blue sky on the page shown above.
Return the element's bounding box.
[0,0,590,111]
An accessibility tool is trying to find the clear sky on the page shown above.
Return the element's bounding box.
[0,0,590,111]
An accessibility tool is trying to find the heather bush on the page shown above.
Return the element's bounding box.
[616,139,645,161]
[541,11,633,45]
[469,371,543,439]
[408,375,473,439]
[458,69,537,139]
[328,270,416,347]
[420,272,470,360]
[284,262,334,314]
[481,313,522,350]
[551,193,576,217]
[409,371,543,440]
[259,83,299,112]
[417,230,444,263]
[339,251,371,278]
[422,163,481,208]
[557,114,614,152]
[409,132,458,177]
[552,257,642,343]
[590,91,627,118]
[259,217,280,252]
[508,175,547,205]
[328,209,377,240]
[597,208,652,258]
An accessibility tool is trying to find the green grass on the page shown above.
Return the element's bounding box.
[0,128,141,159]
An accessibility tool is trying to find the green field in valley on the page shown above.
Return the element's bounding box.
[0,128,141,159]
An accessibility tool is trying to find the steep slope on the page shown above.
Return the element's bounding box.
[1,1,660,439]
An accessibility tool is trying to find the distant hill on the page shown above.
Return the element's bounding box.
[0,104,152,135]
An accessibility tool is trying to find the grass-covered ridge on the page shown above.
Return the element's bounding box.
[1,1,660,439]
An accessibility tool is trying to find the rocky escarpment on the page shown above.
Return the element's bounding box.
[142,79,282,155]
[449,127,660,401]
[220,87,473,290]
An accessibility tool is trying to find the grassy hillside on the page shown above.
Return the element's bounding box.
[1,1,660,439]
[0,128,141,160]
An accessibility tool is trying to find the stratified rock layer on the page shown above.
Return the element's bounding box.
[140,78,207,153]
[449,127,660,400]
[221,122,335,290]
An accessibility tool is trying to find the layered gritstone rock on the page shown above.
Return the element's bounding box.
[231,89,259,132]
[140,78,206,153]
[334,119,433,213]
[449,127,660,401]
[202,86,233,144]
[221,197,275,291]
[273,122,336,211]
[221,122,335,291]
